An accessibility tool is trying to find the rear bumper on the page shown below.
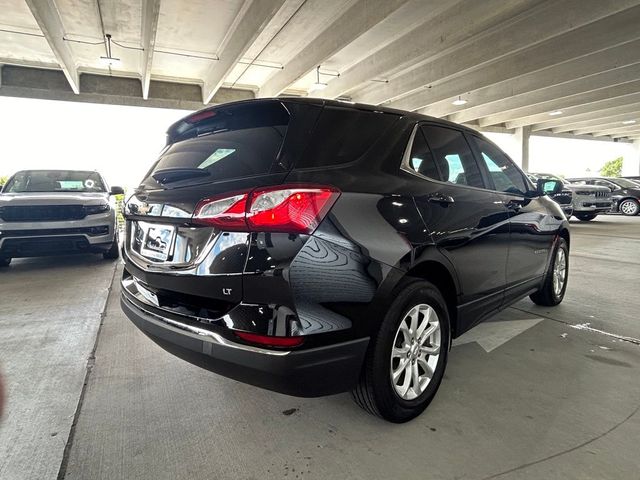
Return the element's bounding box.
[121,294,369,397]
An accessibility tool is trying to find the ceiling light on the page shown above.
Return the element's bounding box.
[99,55,121,67]
[452,96,467,106]
[100,33,121,68]
[622,120,636,125]
[548,110,563,116]
[309,66,327,92]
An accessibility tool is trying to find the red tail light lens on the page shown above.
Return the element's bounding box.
[247,186,339,234]
[235,331,304,348]
[192,185,339,234]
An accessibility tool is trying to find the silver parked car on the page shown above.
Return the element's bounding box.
[527,173,612,221]
[0,170,123,266]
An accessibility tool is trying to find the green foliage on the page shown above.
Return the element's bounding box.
[600,157,623,177]
[0,176,8,186]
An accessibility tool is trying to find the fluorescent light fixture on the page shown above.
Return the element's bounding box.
[452,96,467,106]
[100,33,121,68]
[309,65,328,93]
[99,56,121,67]
[548,110,563,116]
[310,82,327,92]
[622,120,636,125]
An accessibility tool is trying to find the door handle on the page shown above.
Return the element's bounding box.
[427,193,455,204]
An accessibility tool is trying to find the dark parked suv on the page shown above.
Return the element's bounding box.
[121,99,570,422]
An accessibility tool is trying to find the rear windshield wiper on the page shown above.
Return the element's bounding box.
[152,168,211,184]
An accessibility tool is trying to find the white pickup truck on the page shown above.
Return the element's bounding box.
[0,170,123,266]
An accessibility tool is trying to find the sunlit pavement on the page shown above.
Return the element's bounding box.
[1,216,639,480]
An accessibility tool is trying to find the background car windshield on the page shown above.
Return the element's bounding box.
[4,170,106,193]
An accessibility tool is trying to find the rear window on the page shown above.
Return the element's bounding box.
[145,102,290,186]
[296,106,398,168]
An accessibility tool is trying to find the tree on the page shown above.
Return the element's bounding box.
[0,176,8,187]
[600,157,623,177]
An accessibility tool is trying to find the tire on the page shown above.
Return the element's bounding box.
[530,237,568,306]
[574,213,597,221]
[102,232,120,260]
[351,279,451,423]
[0,257,11,267]
[619,199,640,216]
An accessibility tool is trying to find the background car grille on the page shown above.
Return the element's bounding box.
[0,205,86,222]
[551,191,573,205]
[595,191,609,198]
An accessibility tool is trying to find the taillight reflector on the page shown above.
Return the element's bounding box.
[192,185,339,234]
[235,331,304,348]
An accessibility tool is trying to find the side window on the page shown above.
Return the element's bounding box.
[297,107,397,168]
[471,136,528,196]
[419,125,484,188]
[406,129,440,180]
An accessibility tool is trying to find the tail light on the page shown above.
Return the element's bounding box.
[235,331,304,348]
[193,185,339,234]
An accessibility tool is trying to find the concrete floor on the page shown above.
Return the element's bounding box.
[1,216,639,480]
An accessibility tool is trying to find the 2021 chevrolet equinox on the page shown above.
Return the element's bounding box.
[121,99,569,422]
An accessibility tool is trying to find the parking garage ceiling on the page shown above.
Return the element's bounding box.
[2,0,640,141]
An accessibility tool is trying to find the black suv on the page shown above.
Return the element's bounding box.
[121,99,569,422]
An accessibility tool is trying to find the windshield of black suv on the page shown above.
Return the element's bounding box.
[4,170,106,193]
[609,178,639,189]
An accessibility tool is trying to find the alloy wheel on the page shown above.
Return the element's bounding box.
[390,304,441,401]
[620,200,639,216]
[553,247,567,296]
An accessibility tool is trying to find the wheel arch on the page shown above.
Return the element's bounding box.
[405,260,460,337]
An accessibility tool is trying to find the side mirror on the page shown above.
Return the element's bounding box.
[110,186,125,195]
[536,178,563,196]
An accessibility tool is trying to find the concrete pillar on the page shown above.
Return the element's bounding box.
[513,126,531,171]
[632,140,640,175]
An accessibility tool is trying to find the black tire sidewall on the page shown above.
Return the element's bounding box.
[370,280,451,422]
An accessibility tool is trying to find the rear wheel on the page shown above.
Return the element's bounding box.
[619,199,639,216]
[0,257,11,267]
[351,280,450,423]
[574,213,597,221]
[103,232,120,260]
[530,237,568,306]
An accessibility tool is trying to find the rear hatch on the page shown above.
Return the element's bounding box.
[123,99,321,307]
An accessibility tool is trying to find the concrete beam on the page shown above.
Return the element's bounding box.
[0,65,253,110]
[546,106,640,133]
[482,81,640,129]
[202,0,286,104]
[315,0,535,100]
[354,0,640,108]
[258,0,410,97]
[532,130,631,142]
[24,0,80,94]
[592,125,640,138]
[571,118,640,136]
[140,0,161,100]
[445,42,640,123]
[531,102,640,132]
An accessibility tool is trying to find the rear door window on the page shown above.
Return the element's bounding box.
[296,106,398,168]
[145,101,290,187]
[417,125,484,188]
